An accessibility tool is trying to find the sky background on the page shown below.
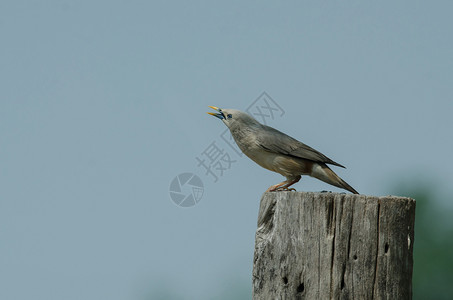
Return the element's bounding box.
[1,1,452,299]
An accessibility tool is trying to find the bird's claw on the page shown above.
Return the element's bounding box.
[275,187,296,192]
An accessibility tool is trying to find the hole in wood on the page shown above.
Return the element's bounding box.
[282,276,288,285]
[385,243,389,254]
[353,254,358,260]
[341,278,345,290]
[297,283,304,293]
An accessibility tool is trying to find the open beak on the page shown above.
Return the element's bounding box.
[207,106,225,120]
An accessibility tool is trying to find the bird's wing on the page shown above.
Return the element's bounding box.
[256,125,345,168]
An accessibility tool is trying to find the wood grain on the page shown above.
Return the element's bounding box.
[252,192,415,300]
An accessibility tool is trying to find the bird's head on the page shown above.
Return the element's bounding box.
[207,106,260,130]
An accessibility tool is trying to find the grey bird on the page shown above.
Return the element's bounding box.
[207,106,358,194]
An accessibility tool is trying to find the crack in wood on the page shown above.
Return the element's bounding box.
[372,200,381,299]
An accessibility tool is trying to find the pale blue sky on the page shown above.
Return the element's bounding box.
[1,1,452,299]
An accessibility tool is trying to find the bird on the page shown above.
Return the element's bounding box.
[207,106,358,194]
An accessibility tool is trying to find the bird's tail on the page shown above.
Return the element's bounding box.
[311,163,359,194]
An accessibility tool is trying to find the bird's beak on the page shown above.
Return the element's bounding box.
[207,106,225,120]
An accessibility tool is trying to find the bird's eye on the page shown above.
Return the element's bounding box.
[227,114,232,119]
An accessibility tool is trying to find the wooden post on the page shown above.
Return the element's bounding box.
[252,192,415,300]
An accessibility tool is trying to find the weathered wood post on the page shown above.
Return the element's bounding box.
[253,192,415,300]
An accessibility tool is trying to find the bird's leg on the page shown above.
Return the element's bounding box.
[276,176,301,191]
[266,181,287,192]
[266,176,301,192]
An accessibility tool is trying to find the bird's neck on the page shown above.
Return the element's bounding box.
[230,125,259,153]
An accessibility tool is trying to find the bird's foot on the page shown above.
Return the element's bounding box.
[266,182,286,192]
[275,186,296,192]
[266,186,278,192]
[266,177,300,192]
[266,185,296,192]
